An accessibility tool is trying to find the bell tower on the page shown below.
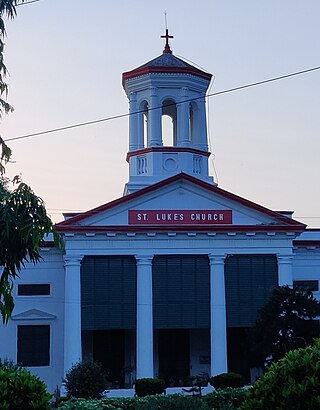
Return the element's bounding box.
[122,31,215,194]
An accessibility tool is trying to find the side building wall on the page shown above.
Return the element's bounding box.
[0,247,65,392]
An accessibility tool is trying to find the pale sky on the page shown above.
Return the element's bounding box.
[2,0,320,226]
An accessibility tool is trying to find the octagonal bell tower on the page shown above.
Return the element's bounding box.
[122,31,215,194]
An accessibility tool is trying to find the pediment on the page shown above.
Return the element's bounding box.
[12,309,56,321]
[57,174,305,232]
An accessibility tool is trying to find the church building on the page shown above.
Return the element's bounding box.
[0,32,319,392]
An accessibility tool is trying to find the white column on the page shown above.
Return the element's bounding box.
[209,254,228,376]
[196,96,209,151]
[277,254,293,287]
[136,255,154,378]
[129,92,139,151]
[64,255,83,375]
[177,87,190,147]
[148,87,162,147]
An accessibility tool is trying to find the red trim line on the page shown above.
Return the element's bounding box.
[126,147,211,162]
[122,66,212,87]
[293,240,320,247]
[56,173,306,230]
[57,225,305,234]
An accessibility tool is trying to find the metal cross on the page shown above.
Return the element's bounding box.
[161,28,173,54]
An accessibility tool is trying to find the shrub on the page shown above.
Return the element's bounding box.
[240,339,320,409]
[205,387,247,410]
[58,395,210,410]
[209,372,244,389]
[63,360,108,399]
[134,378,166,397]
[0,366,51,409]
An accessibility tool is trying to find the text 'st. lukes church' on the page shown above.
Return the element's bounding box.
[1,32,319,392]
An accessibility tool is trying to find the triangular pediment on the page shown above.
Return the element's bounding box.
[57,174,305,233]
[12,309,56,321]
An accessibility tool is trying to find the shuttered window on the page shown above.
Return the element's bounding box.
[225,254,278,327]
[18,284,50,296]
[293,280,319,292]
[17,325,50,366]
[153,255,210,329]
[81,256,136,330]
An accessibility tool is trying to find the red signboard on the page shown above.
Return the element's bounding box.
[128,210,232,225]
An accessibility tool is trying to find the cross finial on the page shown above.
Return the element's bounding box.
[161,28,173,54]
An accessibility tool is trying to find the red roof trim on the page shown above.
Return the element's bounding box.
[56,173,306,230]
[126,147,211,162]
[56,224,305,234]
[293,240,320,247]
[122,66,212,87]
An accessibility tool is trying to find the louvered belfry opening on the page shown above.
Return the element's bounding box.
[225,254,278,382]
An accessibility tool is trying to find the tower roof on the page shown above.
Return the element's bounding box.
[123,53,212,86]
[122,31,212,87]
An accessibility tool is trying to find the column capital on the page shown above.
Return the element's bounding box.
[149,86,158,98]
[180,86,189,97]
[277,254,294,264]
[208,254,227,265]
[130,91,137,101]
[64,255,83,267]
[135,255,154,266]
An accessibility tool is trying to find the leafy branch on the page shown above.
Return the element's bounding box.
[0,1,62,323]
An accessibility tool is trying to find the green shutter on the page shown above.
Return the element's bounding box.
[153,255,210,329]
[225,254,278,327]
[81,256,136,330]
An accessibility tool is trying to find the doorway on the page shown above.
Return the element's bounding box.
[158,329,190,385]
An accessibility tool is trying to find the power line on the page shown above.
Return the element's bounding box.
[17,0,42,6]
[4,65,320,143]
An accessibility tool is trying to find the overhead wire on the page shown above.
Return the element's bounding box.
[4,65,320,143]
[16,0,42,6]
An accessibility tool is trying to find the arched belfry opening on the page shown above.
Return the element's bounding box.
[140,101,149,148]
[162,99,177,146]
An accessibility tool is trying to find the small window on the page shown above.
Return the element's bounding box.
[18,284,50,296]
[293,280,319,292]
[17,325,50,367]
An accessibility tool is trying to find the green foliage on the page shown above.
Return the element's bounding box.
[0,365,51,409]
[134,378,166,397]
[205,388,247,410]
[63,361,108,399]
[209,372,244,389]
[241,339,320,410]
[0,357,21,371]
[58,394,211,410]
[0,1,61,324]
[0,180,62,323]
[58,397,123,410]
[0,1,25,174]
[250,285,320,367]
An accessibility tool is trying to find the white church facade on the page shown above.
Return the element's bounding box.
[0,33,320,392]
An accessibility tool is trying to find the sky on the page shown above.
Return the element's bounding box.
[1,0,320,226]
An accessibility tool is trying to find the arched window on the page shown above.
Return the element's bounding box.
[162,99,177,146]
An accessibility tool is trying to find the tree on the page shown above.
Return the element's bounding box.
[0,1,60,323]
[250,285,320,368]
[241,340,320,410]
